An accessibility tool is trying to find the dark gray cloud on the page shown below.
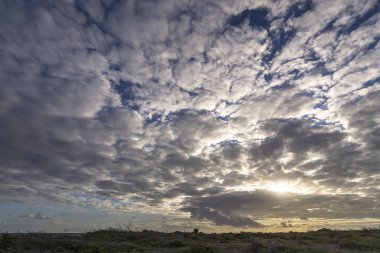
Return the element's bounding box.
[182,190,380,222]
[183,206,263,228]
[0,0,379,230]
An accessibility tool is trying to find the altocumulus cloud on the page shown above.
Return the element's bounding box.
[0,0,379,229]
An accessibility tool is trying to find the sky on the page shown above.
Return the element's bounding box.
[0,0,379,233]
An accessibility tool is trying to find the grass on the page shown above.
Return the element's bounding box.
[0,228,379,252]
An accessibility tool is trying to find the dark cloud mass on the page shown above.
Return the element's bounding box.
[182,190,380,221]
[0,0,379,230]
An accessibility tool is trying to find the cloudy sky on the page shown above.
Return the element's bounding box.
[1,0,379,233]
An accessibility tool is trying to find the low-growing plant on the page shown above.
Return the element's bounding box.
[250,238,264,253]
[167,240,186,247]
[80,244,108,253]
[0,233,16,250]
[186,244,217,253]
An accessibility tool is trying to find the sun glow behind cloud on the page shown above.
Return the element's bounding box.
[263,180,314,194]
[229,179,317,195]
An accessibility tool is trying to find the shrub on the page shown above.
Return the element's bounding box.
[250,238,264,253]
[339,240,373,250]
[167,240,186,247]
[187,244,218,253]
[80,244,108,253]
[0,233,16,250]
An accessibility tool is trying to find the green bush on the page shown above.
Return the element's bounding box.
[339,240,373,250]
[167,240,186,247]
[187,244,217,253]
[250,238,264,253]
[0,233,16,250]
[80,244,108,253]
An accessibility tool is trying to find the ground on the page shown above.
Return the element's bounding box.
[1,228,379,252]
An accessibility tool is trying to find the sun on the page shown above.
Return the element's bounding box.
[267,181,295,193]
[226,180,315,194]
[263,180,309,194]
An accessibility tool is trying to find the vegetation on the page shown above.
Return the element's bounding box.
[0,228,379,252]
